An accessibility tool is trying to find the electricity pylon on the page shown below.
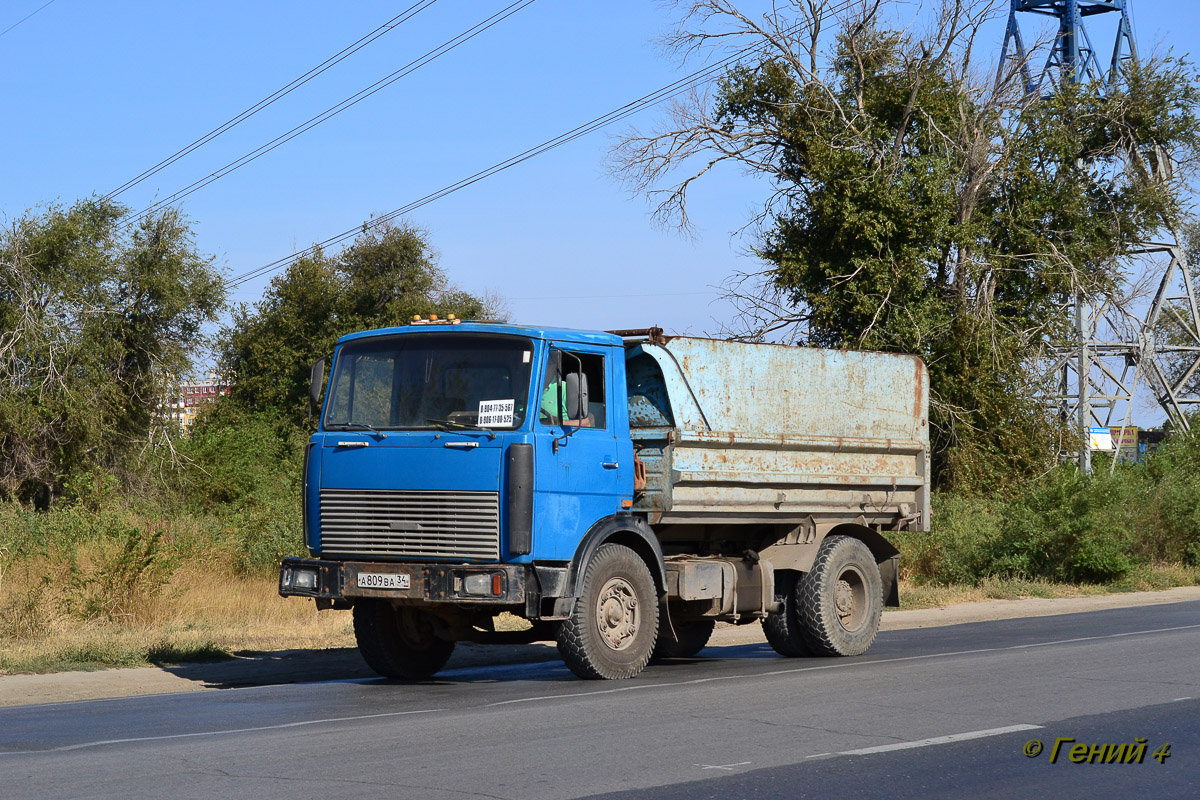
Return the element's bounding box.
[997,0,1200,471]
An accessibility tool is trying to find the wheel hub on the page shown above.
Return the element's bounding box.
[595,577,639,651]
[834,567,867,632]
[836,579,854,616]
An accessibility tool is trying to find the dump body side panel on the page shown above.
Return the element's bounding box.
[628,338,929,531]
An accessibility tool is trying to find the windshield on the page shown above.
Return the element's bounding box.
[324,333,535,431]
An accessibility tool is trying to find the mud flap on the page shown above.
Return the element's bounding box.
[879,554,900,608]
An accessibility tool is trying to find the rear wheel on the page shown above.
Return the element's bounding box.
[652,618,716,660]
[353,600,455,680]
[795,535,882,656]
[762,571,809,657]
[557,543,659,680]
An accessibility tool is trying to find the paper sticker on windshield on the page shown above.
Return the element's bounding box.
[478,399,515,427]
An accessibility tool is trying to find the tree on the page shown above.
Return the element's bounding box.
[0,199,225,505]
[218,221,500,425]
[614,0,1200,489]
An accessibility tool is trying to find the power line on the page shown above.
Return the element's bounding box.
[224,36,764,287]
[117,0,537,231]
[0,0,57,40]
[223,0,861,291]
[105,0,440,201]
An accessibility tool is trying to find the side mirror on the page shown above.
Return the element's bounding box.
[565,371,589,422]
[309,358,325,409]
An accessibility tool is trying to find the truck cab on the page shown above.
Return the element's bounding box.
[280,320,929,680]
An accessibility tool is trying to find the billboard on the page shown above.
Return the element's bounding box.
[1109,426,1138,451]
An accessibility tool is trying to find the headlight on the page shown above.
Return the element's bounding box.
[290,568,319,591]
[462,572,504,596]
[463,573,493,596]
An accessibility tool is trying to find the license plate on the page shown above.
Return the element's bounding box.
[357,572,410,590]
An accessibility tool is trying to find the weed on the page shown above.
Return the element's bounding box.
[65,526,175,625]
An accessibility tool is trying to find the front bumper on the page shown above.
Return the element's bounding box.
[279,557,528,606]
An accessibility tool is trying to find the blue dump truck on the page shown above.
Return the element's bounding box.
[279,320,930,680]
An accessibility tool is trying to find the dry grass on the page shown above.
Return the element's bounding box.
[896,563,1200,609]
[0,553,355,675]
[897,578,1106,609]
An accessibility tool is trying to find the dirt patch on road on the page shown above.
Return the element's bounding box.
[3,586,1198,708]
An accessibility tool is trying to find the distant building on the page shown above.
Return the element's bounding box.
[161,372,231,432]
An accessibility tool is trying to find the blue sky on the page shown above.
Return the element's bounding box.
[2,0,1197,346]
[1,0,769,336]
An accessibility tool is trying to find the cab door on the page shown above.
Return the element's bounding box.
[532,343,631,560]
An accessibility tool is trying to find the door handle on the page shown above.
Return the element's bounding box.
[602,461,619,469]
[444,441,479,449]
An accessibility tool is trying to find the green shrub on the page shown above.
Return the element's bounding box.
[222,477,304,575]
[0,500,135,559]
[171,409,307,574]
[903,428,1200,585]
[60,469,121,513]
[890,492,1002,584]
[989,469,1135,583]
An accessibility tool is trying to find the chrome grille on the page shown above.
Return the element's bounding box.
[319,489,500,560]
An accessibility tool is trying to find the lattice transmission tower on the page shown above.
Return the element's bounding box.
[997,0,1200,471]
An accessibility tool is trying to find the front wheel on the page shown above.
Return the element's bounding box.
[353,600,455,680]
[795,535,883,656]
[557,543,660,679]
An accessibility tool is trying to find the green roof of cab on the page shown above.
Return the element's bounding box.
[335,321,624,348]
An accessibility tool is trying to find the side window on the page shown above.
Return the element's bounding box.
[539,349,606,429]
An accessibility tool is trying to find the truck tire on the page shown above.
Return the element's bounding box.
[652,618,716,660]
[762,571,810,657]
[557,543,659,679]
[353,600,455,680]
[795,535,882,657]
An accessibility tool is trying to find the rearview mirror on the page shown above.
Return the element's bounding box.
[309,358,325,409]
[565,371,588,422]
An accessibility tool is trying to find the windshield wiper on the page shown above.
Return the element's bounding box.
[337,421,388,439]
[426,418,496,440]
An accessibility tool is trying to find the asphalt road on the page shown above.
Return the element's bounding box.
[2,602,1197,799]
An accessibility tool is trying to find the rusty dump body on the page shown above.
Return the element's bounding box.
[624,333,930,540]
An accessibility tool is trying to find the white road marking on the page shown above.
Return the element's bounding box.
[838,724,1043,756]
[17,708,444,754]
[805,753,832,759]
[1172,697,1193,702]
[695,761,752,771]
